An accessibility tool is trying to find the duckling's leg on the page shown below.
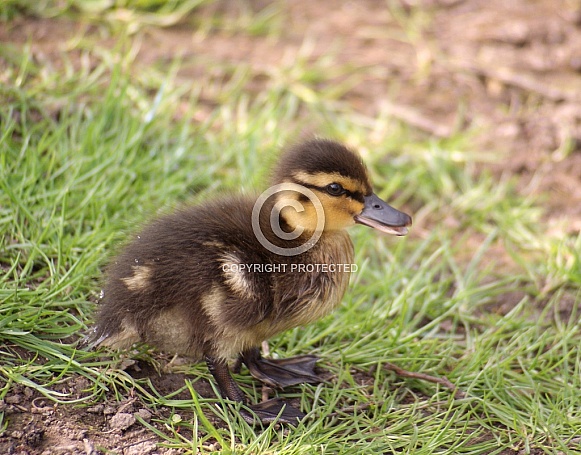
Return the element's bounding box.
[205,356,305,424]
[241,347,322,389]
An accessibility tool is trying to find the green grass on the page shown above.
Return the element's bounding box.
[1,2,580,454]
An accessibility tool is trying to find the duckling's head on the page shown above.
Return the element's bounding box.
[271,139,411,235]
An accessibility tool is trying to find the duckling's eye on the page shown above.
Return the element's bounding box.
[326,183,345,196]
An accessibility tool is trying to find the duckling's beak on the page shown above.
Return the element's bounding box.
[354,193,412,236]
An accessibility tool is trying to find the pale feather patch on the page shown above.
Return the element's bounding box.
[147,306,201,358]
[220,252,254,297]
[211,318,279,360]
[99,318,141,350]
[213,330,263,360]
[202,240,226,248]
[200,286,227,326]
[121,265,153,291]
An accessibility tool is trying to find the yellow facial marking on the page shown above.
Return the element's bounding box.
[292,171,368,195]
[322,196,365,231]
[121,266,153,291]
[278,171,368,232]
[275,191,319,234]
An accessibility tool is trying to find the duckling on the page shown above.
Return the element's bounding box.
[88,138,412,424]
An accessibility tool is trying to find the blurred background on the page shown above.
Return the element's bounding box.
[2,0,581,230]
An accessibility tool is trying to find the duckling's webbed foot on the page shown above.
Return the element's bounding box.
[242,347,322,389]
[205,357,304,425]
[248,397,305,424]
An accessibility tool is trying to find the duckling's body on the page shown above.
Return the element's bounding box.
[90,139,411,423]
[96,197,353,359]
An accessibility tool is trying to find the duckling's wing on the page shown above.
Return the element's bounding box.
[88,195,283,358]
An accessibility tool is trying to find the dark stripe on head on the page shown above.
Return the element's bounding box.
[272,139,372,194]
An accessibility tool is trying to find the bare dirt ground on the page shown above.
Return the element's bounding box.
[1,0,580,453]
